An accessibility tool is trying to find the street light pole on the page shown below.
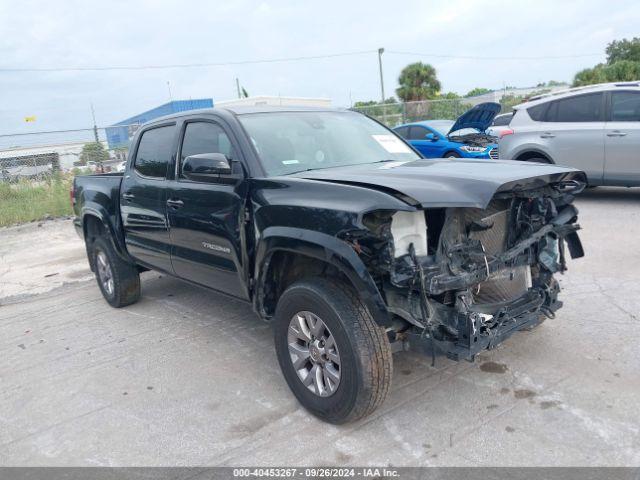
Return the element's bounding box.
[377,47,385,103]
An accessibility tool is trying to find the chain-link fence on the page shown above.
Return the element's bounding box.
[0,125,138,184]
[352,98,484,127]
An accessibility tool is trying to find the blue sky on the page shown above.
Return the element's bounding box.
[1,0,639,135]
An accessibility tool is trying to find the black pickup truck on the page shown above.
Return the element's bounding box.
[73,106,585,423]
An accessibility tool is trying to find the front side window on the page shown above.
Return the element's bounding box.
[394,126,409,139]
[179,122,234,177]
[545,93,604,122]
[238,111,419,176]
[408,126,429,140]
[134,125,175,178]
[611,91,640,121]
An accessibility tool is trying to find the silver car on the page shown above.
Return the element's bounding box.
[499,82,640,186]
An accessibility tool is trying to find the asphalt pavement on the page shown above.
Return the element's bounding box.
[1,187,638,466]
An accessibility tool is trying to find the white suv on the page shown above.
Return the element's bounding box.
[499,82,640,187]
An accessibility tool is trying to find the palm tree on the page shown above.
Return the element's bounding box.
[396,62,441,102]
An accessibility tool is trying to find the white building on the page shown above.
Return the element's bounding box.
[0,141,109,171]
[216,95,331,108]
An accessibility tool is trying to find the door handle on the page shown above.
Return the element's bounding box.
[607,131,627,137]
[540,132,555,139]
[122,192,135,201]
[166,198,184,209]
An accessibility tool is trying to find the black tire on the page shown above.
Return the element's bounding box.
[273,278,392,424]
[445,151,460,158]
[91,236,141,308]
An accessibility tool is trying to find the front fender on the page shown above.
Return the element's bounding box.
[254,226,391,327]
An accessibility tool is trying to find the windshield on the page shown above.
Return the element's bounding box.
[426,120,455,136]
[426,120,479,137]
[238,111,420,176]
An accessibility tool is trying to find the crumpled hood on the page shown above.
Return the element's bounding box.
[449,102,501,134]
[293,159,586,209]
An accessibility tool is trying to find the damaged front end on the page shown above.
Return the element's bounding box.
[342,179,585,362]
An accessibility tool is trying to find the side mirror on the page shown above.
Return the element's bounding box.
[182,153,232,182]
[425,133,439,142]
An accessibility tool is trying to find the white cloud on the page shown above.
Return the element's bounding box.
[1,0,639,133]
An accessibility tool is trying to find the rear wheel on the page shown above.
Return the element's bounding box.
[445,151,460,158]
[91,236,140,308]
[274,278,392,424]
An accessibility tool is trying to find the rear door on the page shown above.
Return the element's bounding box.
[166,118,249,300]
[537,92,605,183]
[120,123,176,273]
[604,90,640,185]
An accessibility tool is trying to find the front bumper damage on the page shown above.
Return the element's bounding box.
[346,181,585,362]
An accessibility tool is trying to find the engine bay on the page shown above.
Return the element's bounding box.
[343,180,585,360]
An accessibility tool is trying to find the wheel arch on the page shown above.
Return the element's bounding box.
[254,227,391,327]
[514,149,555,164]
[81,207,132,267]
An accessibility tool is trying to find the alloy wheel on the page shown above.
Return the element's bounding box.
[287,311,341,397]
[96,250,114,296]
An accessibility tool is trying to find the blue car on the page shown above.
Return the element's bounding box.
[393,102,500,159]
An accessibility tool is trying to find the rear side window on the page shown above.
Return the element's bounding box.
[408,126,429,140]
[611,91,640,121]
[179,121,235,178]
[134,126,175,178]
[527,103,548,121]
[492,113,513,126]
[394,126,409,138]
[545,93,604,122]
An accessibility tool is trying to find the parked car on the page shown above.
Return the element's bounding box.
[486,112,514,138]
[116,161,127,172]
[393,102,500,159]
[73,106,585,424]
[499,82,640,186]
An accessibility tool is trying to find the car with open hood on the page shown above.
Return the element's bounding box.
[393,102,501,159]
[72,106,585,424]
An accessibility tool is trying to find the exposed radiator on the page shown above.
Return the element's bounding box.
[465,201,530,304]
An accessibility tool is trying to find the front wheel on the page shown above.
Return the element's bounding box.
[445,151,460,158]
[91,236,141,308]
[273,278,392,424]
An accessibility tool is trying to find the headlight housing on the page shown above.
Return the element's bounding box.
[459,145,487,153]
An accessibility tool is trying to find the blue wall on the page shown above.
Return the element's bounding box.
[106,99,213,149]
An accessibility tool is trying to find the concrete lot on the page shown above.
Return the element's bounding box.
[1,187,639,466]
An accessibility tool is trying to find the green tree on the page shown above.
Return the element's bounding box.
[396,62,441,102]
[79,142,110,165]
[499,94,526,112]
[573,60,640,86]
[606,37,640,64]
[465,87,491,97]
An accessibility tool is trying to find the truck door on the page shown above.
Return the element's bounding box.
[120,123,176,273]
[166,119,249,300]
[604,90,640,186]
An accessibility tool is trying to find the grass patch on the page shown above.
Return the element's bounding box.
[0,175,73,227]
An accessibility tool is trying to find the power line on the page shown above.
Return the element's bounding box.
[0,48,605,73]
[387,50,603,61]
[0,50,377,73]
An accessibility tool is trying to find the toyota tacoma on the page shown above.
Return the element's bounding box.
[72,106,585,423]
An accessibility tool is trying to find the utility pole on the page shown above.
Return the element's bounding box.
[90,103,99,143]
[377,48,385,103]
[236,78,241,99]
[167,81,173,102]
